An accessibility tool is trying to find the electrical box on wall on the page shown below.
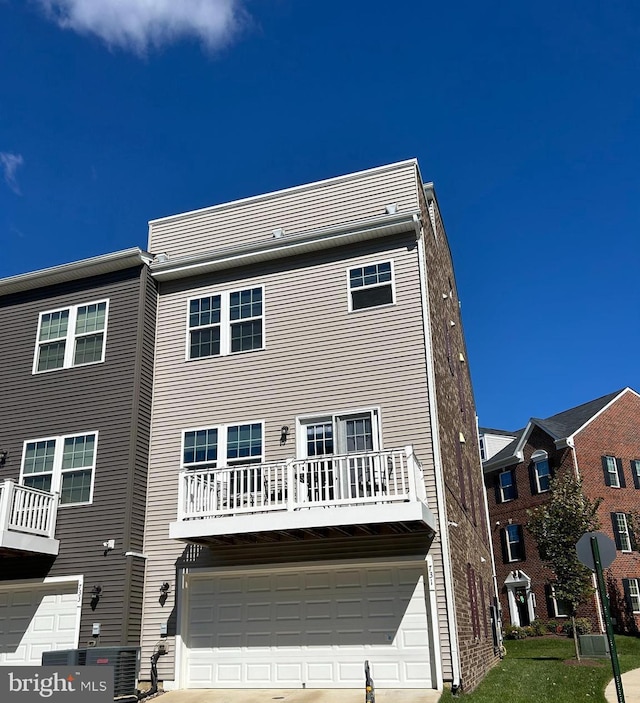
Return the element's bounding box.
[160,622,168,636]
[92,623,101,636]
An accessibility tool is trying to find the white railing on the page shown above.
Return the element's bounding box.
[177,446,426,521]
[0,480,59,539]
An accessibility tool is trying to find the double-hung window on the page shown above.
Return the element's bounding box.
[632,460,640,489]
[347,261,395,311]
[21,432,97,505]
[503,524,525,562]
[531,450,551,493]
[612,512,633,552]
[499,469,516,502]
[623,578,640,613]
[551,586,571,617]
[34,301,108,373]
[603,455,625,488]
[183,422,264,498]
[188,287,263,359]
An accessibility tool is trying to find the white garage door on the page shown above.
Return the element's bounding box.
[0,581,80,665]
[184,562,432,689]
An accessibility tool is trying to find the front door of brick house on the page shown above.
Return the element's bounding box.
[515,587,530,626]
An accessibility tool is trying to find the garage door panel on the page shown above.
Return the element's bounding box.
[184,564,432,689]
[0,583,79,666]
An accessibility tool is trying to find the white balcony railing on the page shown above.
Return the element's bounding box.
[0,480,59,540]
[176,446,427,522]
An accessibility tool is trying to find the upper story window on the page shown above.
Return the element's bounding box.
[479,436,486,462]
[602,455,625,488]
[347,261,395,311]
[34,300,108,373]
[632,460,640,489]
[499,469,516,502]
[502,524,525,562]
[623,578,640,613]
[188,287,263,359]
[20,432,97,505]
[182,422,264,470]
[612,512,634,552]
[531,450,551,494]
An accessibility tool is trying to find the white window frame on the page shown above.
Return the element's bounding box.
[605,455,621,488]
[499,469,515,502]
[295,407,382,458]
[627,578,640,613]
[505,524,524,562]
[33,299,109,374]
[551,586,570,618]
[19,431,98,506]
[186,286,265,360]
[531,451,551,494]
[479,436,486,462]
[615,512,632,552]
[181,421,265,470]
[346,260,396,313]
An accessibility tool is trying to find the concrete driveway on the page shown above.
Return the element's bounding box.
[156,688,441,703]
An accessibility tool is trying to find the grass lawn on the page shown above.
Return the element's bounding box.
[438,635,640,702]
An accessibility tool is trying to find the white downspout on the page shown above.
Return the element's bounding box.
[414,213,462,691]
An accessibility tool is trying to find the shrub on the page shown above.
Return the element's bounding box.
[565,617,592,637]
[504,624,527,640]
[530,619,548,636]
[522,626,536,637]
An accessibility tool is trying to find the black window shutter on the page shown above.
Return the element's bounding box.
[629,515,638,551]
[518,525,526,561]
[611,513,623,550]
[500,528,509,563]
[529,463,538,495]
[602,456,612,486]
[544,584,555,618]
[511,470,519,500]
[622,579,633,611]
[494,474,502,504]
[617,458,626,488]
[632,461,640,490]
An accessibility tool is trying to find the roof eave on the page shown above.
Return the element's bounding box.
[483,450,524,474]
[150,211,421,281]
[0,248,151,297]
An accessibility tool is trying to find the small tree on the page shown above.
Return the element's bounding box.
[527,472,601,659]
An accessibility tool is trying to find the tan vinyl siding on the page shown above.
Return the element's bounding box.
[141,230,448,679]
[149,162,419,259]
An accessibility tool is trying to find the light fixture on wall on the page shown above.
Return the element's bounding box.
[280,426,290,446]
[90,585,102,611]
[159,582,170,594]
[0,449,7,466]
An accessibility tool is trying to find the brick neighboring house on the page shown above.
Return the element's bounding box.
[482,387,640,634]
[140,160,498,695]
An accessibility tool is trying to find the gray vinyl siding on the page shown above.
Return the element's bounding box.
[141,230,450,679]
[149,161,419,259]
[0,265,152,648]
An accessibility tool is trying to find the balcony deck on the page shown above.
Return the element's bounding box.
[0,480,60,556]
[169,446,436,544]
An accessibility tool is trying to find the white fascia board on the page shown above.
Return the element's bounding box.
[150,211,421,281]
[0,248,151,297]
[169,500,436,541]
[565,388,637,445]
[0,530,60,556]
[149,159,419,227]
[482,451,524,473]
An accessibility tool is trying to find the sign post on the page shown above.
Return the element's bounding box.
[576,531,625,703]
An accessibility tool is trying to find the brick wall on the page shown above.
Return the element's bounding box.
[420,186,499,692]
[575,389,640,633]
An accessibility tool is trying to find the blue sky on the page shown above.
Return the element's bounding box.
[1,1,638,430]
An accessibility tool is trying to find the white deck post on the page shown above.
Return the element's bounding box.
[0,480,14,533]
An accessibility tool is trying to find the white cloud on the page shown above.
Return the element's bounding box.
[0,152,24,195]
[36,0,248,54]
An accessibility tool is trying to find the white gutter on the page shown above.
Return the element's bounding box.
[150,211,419,280]
[0,248,151,296]
[415,213,461,691]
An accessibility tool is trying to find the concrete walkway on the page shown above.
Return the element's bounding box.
[156,689,441,703]
[605,668,640,702]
